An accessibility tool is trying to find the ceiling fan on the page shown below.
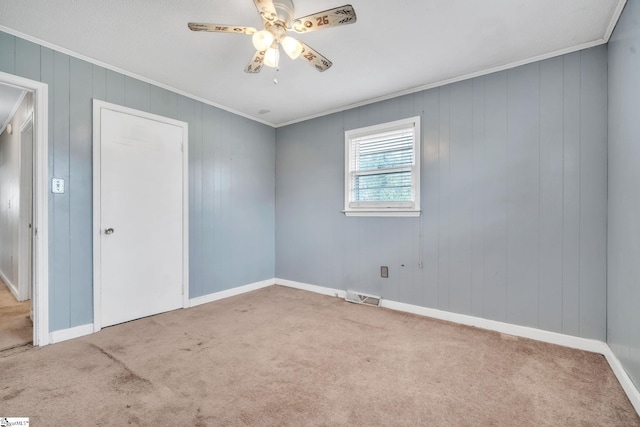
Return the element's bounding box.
[188,0,357,74]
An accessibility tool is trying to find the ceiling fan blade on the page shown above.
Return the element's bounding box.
[291,5,356,33]
[297,41,332,72]
[188,23,256,35]
[245,50,266,73]
[253,0,278,23]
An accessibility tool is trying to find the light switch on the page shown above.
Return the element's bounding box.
[52,178,65,194]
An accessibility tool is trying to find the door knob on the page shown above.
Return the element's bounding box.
[105,228,114,235]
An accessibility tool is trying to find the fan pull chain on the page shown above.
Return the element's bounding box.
[272,42,280,84]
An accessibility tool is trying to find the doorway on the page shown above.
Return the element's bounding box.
[0,71,49,347]
[92,100,189,330]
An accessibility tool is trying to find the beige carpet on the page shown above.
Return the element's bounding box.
[0,277,32,351]
[0,285,638,426]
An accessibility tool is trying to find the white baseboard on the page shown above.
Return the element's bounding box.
[274,278,639,416]
[49,323,94,344]
[276,278,348,299]
[380,299,608,355]
[0,269,20,301]
[276,278,603,353]
[189,278,275,308]
[47,280,276,344]
[602,347,640,415]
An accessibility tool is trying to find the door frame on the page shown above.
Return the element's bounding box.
[0,71,49,346]
[92,99,189,332]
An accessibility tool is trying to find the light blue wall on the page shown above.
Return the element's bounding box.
[276,45,608,340]
[0,29,614,344]
[608,0,640,390]
[0,31,276,332]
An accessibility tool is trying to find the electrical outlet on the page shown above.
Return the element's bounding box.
[381,266,389,278]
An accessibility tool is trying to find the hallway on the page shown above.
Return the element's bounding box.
[0,277,31,351]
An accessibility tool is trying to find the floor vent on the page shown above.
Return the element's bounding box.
[345,291,381,307]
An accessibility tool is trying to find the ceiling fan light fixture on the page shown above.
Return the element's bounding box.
[282,36,303,59]
[264,47,280,68]
[252,30,274,51]
[188,2,357,74]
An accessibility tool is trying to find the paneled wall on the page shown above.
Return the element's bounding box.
[0,31,276,332]
[276,45,607,340]
[608,0,640,388]
[0,92,32,289]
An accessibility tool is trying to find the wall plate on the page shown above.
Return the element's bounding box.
[51,178,64,194]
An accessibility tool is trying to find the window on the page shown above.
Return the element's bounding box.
[344,116,421,217]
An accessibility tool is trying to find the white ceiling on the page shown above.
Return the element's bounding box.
[0,0,625,127]
[0,83,26,134]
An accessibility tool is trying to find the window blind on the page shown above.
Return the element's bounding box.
[350,126,415,203]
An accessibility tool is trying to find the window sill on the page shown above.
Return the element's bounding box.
[343,210,421,217]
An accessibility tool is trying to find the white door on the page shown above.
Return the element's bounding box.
[96,104,187,328]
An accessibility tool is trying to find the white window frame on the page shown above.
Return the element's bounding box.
[344,116,421,217]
